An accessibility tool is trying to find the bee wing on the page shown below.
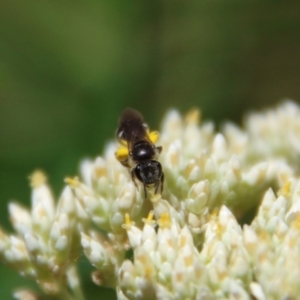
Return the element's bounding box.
[119,108,143,124]
[126,130,153,153]
[116,107,150,145]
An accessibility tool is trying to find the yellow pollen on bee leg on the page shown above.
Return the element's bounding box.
[148,131,160,144]
[29,170,47,188]
[122,213,135,230]
[115,147,129,161]
[64,177,80,187]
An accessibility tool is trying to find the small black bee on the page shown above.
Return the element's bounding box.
[115,108,164,197]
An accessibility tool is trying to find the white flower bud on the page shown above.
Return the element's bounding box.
[212,133,228,162]
[8,203,32,235]
[250,282,266,300]
[243,162,268,186]
[24,233,39,254]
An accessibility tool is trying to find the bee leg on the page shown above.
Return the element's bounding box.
[121,159,130,168]
[131,169,140,192]
[154,182,159,194]
[154,172,164,195]
[160,172,164,194]
[156,146,163,154]
[132,168,148,198]
[143,184,148,199]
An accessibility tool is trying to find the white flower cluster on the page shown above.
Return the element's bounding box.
[118,206,251,299]
[1,101,300,300]
[0,171,88,298]
[244,180,300,299]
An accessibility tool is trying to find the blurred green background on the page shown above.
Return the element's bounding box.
[0,1,300,299]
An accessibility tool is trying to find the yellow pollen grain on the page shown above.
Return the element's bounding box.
[184,255,193,267]
[149,131,160,144]
[137,253,148,265]
[95,167,107,178]
[210,207,220,218]
[115,147,129,161]
[257,230,269,242]
[216,222,223,237]
[158,212,171,229]
[142,211,156,226]
[195,266,202,279]
[176,272,183,282]
[291,214,300,230]
[29,170,47,188]
[122,213,135,230]
[144,265,154,278]
[179,236,187,248]
[64,177,80,187]
[277,180,291,198]
[150,193,161,203]
[218,270,227,281]
[289,236,297,248]
[185,108,201,124]
[125,213,131,226]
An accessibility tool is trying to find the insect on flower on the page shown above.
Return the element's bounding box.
[115,108,164,197]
